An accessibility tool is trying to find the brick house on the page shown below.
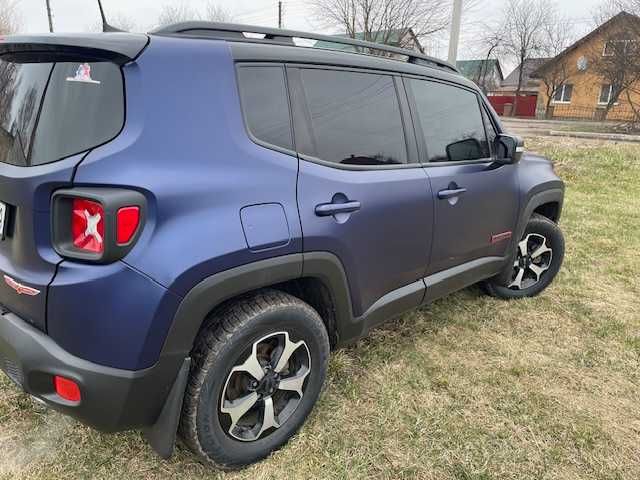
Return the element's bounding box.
[532,11,640,121]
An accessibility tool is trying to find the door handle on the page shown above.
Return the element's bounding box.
[438,188,467,200]
[315,200,361,216]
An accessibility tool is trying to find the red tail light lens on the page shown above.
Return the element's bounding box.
[54,375,81,402]
[116,206,140,245]
[71,198,105,253]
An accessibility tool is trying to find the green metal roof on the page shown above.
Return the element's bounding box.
[456,59,503,81]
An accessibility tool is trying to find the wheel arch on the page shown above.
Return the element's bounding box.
[159,252,356,361]
[494,188,564,285]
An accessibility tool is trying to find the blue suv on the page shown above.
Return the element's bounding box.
[0,23,564,469]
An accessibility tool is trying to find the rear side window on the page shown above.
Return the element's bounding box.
[300,69,407,166]
[0,59,124,167]
[236,66,293,151]
[409,79,490,163]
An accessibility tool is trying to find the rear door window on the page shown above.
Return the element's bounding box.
[409,79,490,163]
[300,69,408,166]
[236,65,293,151]
[0,59,124,167]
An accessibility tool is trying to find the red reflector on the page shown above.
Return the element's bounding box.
[72,199,105,253]
[54,375,81,402]
[116,206,140,244]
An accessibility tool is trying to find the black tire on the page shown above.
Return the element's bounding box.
[484,214,564,299]
[179,289,330,469]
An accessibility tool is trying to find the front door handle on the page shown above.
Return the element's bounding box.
[438,188,467,200]
[315,200,361,216]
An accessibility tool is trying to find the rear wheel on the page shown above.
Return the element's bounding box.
[179,290,329,469]
[484,214,564,299]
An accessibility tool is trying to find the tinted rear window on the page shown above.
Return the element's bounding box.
[0,59,124,167]
[236,65,293,151]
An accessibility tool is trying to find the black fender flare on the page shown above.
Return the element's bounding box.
[495,187,564,285]
[159,251,355,360]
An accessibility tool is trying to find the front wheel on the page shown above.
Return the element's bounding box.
[179,290,330,469]
[484,214,565,299]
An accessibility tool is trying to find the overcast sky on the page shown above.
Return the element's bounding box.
[16,0,606,72]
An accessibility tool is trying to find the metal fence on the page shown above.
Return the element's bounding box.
[540,104,638,122]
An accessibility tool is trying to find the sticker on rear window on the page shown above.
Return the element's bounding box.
[66,63,101,85]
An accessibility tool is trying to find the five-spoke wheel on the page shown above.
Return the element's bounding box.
[220,331,311,441]
[179,290,329,469]
[508,233,553,290]
[484,214,564,299]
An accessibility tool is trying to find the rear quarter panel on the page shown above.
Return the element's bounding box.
[72,37,302,297]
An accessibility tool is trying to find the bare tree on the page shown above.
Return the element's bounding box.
[500,0,551,107]
[157,2,200,26]
[588,10,640,121]
[0,0,20,35]
[308,0,451,52]
[205,3,234,23]
[157,1,234,27]
[534,16,576,117]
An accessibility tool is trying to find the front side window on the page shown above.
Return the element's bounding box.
[236,66,293,151]
[409,79,490,162]
[553,84,573,103]
[300,69,407,166]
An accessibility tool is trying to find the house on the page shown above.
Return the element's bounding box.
[490,58,550,96]
[456,59,504,93]
[313,28,423,58]
[486,58,550,117]
[532,11,640,120]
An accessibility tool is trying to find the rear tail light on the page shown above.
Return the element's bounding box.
[72,198,105,253]
[52,188,145,263]
[54,375,81,402]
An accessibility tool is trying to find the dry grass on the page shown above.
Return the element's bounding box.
[1,137,639,479]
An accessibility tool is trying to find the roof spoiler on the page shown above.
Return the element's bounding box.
[0,33,149,65]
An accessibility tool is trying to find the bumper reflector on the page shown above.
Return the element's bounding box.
[54,375,81,402]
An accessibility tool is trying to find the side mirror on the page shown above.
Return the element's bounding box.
[495,134,525,164]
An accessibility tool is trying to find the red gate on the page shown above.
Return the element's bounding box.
[488,95,537,118]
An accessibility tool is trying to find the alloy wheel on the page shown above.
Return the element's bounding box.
[508,233,553,290]
[219,331,311,442]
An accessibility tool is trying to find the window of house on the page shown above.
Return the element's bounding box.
[598,84,617,105]
[553,84,573,103]
[409,79,490,163]
[603,39,637,56]
[300,69,408,166]
[236,66,294,151]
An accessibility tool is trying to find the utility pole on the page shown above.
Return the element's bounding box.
[278,1,283,28]
[45,0,54,33]
[447,0,462,63]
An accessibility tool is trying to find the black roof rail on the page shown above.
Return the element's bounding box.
[151,22,459,74]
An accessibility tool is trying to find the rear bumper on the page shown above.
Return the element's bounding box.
[0,308,185,432]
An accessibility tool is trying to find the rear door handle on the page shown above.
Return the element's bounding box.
[438,188,467,200]
[315,201,361,216]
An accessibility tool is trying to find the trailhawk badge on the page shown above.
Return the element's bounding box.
[3,275,40,296]
[66,63,101,85]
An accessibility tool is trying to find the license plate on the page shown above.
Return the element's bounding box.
[0,202,7,240]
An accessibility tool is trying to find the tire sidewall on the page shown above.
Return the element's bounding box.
[194,304,328,466]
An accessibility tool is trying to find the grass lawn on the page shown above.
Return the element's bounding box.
[0,137,638,480]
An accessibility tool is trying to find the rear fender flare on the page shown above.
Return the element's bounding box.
[160,252,355,359]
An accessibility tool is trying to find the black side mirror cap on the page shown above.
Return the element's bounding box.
[495,134,524,164]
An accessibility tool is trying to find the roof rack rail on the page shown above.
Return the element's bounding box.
[151,22,459,73]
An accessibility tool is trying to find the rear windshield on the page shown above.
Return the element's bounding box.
[0,59,124,167]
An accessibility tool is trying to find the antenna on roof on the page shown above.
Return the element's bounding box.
[97,0,124,32]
